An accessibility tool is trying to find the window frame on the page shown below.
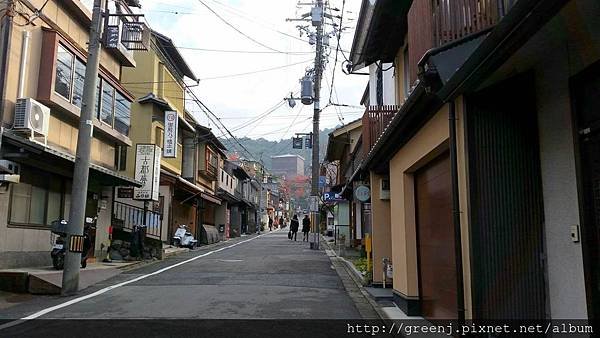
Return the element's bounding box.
[7,171,69,229]
[52,42,132,136]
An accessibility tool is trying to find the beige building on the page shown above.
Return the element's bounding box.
[347,0,596,321]
[0,0,142,268]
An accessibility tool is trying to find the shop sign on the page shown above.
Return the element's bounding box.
[354,185,371,202]
[323,191,344,202]
[164,110,178,158]
[133,144,161,201]
[117,187,134,198]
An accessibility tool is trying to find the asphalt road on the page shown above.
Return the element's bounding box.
[0,230,362,323]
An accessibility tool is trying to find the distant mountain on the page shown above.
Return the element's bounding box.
[223,128,334,172]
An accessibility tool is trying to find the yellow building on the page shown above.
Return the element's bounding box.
[0,0,143,268]
[118,30,225,246]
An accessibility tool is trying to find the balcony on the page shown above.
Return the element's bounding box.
[362,105,401,155]
[408,0,516,84]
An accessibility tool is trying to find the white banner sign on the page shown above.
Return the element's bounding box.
[134,144,161,201]
[163,110,178,158]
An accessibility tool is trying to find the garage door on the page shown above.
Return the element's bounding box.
[415,152,458,320]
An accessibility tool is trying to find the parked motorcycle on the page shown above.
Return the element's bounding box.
[50,218,95,270]
[172,224,198,249]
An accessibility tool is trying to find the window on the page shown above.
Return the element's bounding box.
[72,59,86,108]
[9,170,70,227]
[53,43,132,136]
[115,145,127,171]
[114,92,131,135]
[55,45,73,100]
[101,82,115,126]
[155,127,164,149]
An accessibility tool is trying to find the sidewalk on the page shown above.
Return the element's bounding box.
[0,232,263,298]
[321,236,424,321]
[0,260,144,295]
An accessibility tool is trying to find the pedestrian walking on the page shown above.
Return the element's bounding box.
[268,216,273,231]
[279,216,284,228]
[302,215,311,242]
[289,215,299,241]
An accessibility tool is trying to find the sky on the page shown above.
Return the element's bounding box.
[121,0,367,142]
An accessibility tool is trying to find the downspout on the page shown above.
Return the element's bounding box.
[0,1,14,152]
[17,30,30,98]
[449,100,466,322]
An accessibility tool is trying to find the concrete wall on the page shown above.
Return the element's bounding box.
[370,173,391,285]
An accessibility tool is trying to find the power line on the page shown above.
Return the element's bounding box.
[195,0,284,53]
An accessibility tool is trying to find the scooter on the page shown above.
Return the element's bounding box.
[50,218,95,270]
[172,224,198,249]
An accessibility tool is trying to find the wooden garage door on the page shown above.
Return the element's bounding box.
[415,152,457,320]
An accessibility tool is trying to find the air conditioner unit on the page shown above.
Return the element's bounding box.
[14,98,50,144]
[380,178,390,200]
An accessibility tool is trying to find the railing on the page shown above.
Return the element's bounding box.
[112,201,162,239]
[408,0,516,84]
[362,105,401,155]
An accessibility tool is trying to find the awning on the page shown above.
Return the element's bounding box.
[177,176,203,194]
[2,132,141,187]
[201,192,221,205]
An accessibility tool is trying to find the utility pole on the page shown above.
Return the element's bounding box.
[310,0,324,250]
[61,0,104,295]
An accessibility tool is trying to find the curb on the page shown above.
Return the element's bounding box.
[321,236,389,320]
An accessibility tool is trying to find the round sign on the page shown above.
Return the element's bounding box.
[354,185,371,202]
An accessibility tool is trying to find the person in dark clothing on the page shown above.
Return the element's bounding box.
[268,216,273,231]
[279,217,284,228]
[302,215,311,242]
[290,215,300,241]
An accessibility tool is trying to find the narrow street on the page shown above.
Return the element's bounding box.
[0,231,362,326]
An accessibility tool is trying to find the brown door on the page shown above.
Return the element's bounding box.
[415,152,457,320]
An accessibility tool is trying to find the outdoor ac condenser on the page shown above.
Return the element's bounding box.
[14,98,50,143]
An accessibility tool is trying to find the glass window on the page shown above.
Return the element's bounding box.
[9,171,69,227]
[72,59,86,108]
[114,145,127,171]
[46,180,62,225]
[10,183,31,224]
[55,45,73,100]
[95,77,101,118]
[114,92,131,135]
[101,82,114,126]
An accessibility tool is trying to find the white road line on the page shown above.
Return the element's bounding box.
[0,232,270,330]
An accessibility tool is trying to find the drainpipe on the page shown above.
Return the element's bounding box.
[17,30,30,98]
[0,1,14,152]
[449,100,466,322]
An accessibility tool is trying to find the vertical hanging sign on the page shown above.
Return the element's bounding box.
[134,144,161,201]
[164,111,178,158]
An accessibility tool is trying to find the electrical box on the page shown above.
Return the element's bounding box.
[311,7,323,26]
[301,76,314,105]
[380,178,390,200]
[571,225,580,243]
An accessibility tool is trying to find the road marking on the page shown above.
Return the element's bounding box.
[0,232,270,330]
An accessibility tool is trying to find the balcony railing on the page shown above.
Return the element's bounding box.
[362,105,401,155]
[408,0,516,84]
[112,201,162,239]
